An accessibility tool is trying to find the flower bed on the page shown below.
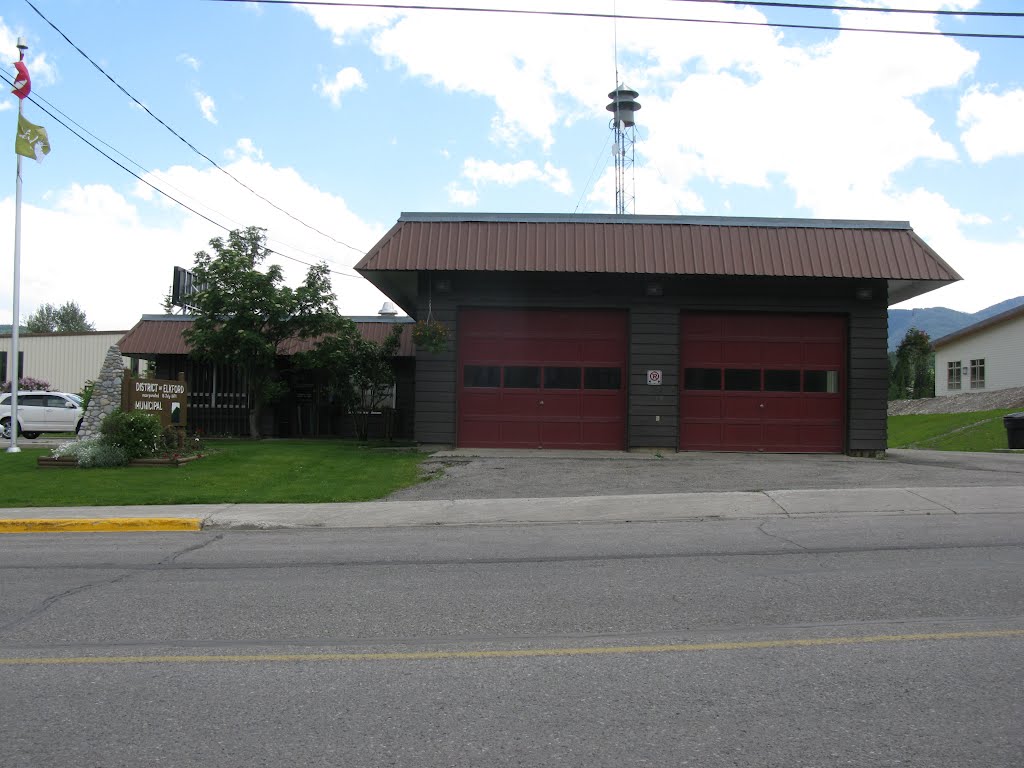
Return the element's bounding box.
[38,454,204,468]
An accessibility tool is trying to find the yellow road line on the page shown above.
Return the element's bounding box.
[0,518,202,533]
[2,628,1021,666]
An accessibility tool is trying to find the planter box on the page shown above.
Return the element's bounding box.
[37,455,203,469]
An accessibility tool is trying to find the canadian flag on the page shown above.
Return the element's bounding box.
[12,61,31,100]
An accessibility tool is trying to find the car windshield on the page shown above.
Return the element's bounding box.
[66,394,82,405]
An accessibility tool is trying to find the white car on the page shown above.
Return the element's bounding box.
[0,391,84,440]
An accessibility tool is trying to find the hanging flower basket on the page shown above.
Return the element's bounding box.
[412,319,449,354]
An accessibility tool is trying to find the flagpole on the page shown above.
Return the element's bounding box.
[7,38,27,453]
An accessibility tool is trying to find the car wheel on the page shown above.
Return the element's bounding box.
[76,419,83,434]
[0,418,11,440]
[22,431,40,439]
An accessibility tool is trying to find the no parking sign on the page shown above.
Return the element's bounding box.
[647,369,663,386]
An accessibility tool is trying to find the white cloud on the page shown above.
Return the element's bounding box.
[195,91,217,124]
[224,138,264,161]
[0,155,397,329]
[25,52,56,87]
[461,158,573,196]
[446,183,479,207]
[178,53,201,71]
[318,67,366,108]
[958,86,1024,163]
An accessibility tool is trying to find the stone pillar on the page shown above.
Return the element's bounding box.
[78,345,125,440]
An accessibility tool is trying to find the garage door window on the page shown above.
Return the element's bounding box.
[724,369,761,391]
[764,370,801,392]
[684,368,721,390]
[544,367,582,390]
[584,367,622,390]
[503,366,541,388]
[464,365,501,388]
[804,370,839,393]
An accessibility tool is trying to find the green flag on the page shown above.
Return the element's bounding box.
[15,114,51,162]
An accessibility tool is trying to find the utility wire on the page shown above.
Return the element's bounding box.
[205,0,1024,40]
[573,130,613,214]
[22,0,369,255]
[1,72,363,279]
[666,0,1024,18]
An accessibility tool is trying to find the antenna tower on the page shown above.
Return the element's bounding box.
[606,85,641,215]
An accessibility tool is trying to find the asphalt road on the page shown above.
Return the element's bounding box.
[387,448,1024,500]
[2,513,1023,767]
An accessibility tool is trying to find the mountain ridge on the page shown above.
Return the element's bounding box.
[888,296,1024,351]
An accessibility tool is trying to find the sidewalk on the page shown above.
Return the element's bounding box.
[1,485,1021,532]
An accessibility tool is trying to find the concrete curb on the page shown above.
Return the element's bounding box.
[0,486,1020,532]
[0,518,202,533]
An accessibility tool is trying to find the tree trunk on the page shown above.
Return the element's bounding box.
[249,398,263,439]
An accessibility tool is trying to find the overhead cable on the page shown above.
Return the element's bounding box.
[667,0,1024,18]
[1,72,363,279]
[204,0,1024,40]
[22,0,370,255]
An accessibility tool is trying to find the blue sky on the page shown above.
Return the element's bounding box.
[2,0,1022,330]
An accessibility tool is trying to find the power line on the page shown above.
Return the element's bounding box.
[667,0,1024,18]
[204,0,1024,40]
[22,0,370,255]
[1,71,363,280]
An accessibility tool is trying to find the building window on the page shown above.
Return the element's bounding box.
[970,359,985,389]
[0,351,24,386]
[947,362,962,390]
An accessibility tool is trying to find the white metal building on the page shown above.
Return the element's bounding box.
[0,331,130,394]
[933,305,1024,396]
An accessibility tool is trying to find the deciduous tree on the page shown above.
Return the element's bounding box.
[25,301,94,333]
[296,323,402,441]
[183,227,340,438]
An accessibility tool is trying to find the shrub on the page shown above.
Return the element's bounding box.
[99,409,163,460]
[79,380,96,412]
[1,377,51,392]
[52,438,129,468]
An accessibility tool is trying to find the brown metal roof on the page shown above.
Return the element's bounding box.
[118,316,415,357]
[355,213,960,311]
[356,214,958,282]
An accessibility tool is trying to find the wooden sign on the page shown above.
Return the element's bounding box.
[122,375,188,427]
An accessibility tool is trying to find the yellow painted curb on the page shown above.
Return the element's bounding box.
[0,518,202,533]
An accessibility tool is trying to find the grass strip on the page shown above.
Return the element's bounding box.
[888,408,1017,451]
[0,440,428,507]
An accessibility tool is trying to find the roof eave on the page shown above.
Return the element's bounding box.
[887,278,959,306]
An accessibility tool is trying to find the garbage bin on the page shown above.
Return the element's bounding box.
[1004,412,1024,449]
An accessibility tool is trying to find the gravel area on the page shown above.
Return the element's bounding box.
[385,448,1024,501]
[888,387,1024,416]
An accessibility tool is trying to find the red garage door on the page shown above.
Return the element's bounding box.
[679,312,845,452]
[458,309,627,449]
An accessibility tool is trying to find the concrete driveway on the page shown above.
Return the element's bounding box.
[386,448,1024,501]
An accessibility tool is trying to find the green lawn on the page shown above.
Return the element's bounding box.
[888,409,1019,451]
[0,440,429,507]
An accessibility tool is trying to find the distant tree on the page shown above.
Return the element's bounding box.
[889,327,934,400]
[25,301,95,333]
[296,323,402,441]
[160,291,175,314]
[183,226,340,438]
